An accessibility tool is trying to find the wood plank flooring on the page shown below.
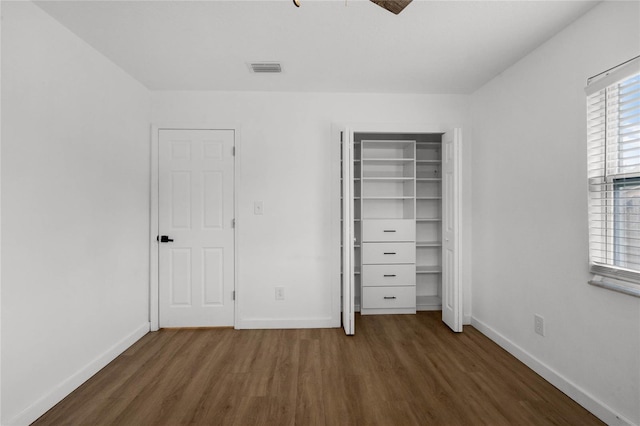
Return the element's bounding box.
[33,312,603,425]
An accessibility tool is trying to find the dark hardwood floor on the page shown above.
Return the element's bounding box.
[33,312,603,425]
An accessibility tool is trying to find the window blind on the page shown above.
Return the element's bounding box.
[587,57,640,284]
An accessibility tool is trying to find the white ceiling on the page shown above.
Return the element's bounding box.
[35,0,600,94]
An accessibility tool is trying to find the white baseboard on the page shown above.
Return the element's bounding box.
[236,317,338,329]
[8,322,150,426]
[471,317,636,426]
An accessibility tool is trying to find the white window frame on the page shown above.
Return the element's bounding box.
[586,56,640,297]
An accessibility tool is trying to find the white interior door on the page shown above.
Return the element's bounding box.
[442,129,462,332]
[341,129,355,335]
[158,129,235,327]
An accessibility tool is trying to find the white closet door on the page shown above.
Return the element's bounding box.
[341,129,355,335]
[442,129,462,332]
[158,129,235,327]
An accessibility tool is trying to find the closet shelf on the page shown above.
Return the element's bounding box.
[416,197,442,200]
[416,241,442,247]
[416,160,441,164]
[362,177,413,181]
[362,158,414,164]
[416,218,442,222]
[416,266,442,274]
[416,178,442,182]
[363,196,414,200]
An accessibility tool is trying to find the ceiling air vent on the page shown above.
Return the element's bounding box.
[249,62,282,73]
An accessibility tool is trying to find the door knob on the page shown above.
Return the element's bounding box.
[158,235,174,243]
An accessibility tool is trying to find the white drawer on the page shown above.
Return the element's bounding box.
[362,264,416,287]
[362,220,415,242]
[362,243,416,264]
[362,286,416,309]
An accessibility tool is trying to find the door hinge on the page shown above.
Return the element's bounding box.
[232,290,236,301]
[232,146,235,156]
[232,218,236,228]
[340,131,343,143]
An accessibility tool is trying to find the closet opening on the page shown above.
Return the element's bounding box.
[340,128,462,335]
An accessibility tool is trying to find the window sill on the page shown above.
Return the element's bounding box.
[588,275,640,298]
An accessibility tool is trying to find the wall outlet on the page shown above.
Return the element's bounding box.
[534,314,545,336]
[254,201,264,215]
[275,286,285,300]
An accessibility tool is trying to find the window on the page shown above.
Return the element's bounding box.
[586,57,640,296]
[614,177,640,269]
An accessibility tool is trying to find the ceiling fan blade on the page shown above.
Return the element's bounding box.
[369,0,413,15]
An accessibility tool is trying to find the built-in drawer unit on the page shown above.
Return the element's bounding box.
[362,242,416,265]
[362,219,415,242]
[362,264,416,287]
[362,286,416,309]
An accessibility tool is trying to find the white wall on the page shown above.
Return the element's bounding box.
[152,91,472,328]
[1,3,151,424]
[470,2,640,425]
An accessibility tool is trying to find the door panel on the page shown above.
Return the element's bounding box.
[159,129,235,327]
[203,172,224,229]
[171,172,191,228]
[170,248,192,305]
[442,129,462,332]
[203,248,224,305]
[341,129,355,335]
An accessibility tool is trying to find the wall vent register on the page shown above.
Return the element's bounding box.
[249,62,282,73]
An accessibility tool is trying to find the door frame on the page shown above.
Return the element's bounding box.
[150,124,241,331]
[334,122,463,333]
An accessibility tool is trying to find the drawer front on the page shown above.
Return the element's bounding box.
[362,264,416,287]
[362,243,416,264]
[362,220,415,242]
[362,286,416,309]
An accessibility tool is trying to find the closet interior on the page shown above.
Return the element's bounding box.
[341,132,444,315]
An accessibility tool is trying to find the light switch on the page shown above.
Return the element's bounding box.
[254,201,264,215]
